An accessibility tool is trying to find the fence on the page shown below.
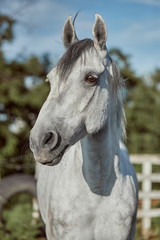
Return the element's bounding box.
[0,156,159,237]
[130,154,160,236]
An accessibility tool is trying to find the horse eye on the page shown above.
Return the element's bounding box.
[86,75,98,83]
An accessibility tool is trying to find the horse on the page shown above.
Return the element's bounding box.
[30,14,138,240]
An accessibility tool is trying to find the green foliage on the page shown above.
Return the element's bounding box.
[0,194,45,240]
[152,216,160,239]
[0,15,15,45]
[0,14,50,177]
[109,49,160,154]
[125,72,160,153]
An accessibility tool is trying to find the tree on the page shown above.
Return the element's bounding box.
[109,48,160,153]
[0,11,48,239]
[0,193,44,240]
[0,14,50,177]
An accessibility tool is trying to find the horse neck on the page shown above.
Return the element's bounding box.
[81,101,120,196]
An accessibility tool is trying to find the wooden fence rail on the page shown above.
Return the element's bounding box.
[130,155,160,236]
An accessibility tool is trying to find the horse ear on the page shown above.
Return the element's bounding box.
[62,16,78,49]
[92,14,108,50]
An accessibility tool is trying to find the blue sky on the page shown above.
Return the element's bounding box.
[1,0,160,76]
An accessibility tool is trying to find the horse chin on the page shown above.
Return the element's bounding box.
[41,156,62,166]
[40,145,69,166]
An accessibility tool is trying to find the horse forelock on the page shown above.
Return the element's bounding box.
[56,39,123,96]
[56,38,94,79]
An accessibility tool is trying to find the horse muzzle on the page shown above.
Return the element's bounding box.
[30,128,68,166]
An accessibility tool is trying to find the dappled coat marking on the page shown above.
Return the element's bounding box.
[30,14,138,240]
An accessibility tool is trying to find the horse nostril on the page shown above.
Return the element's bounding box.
[43,132,54,145]
[43,131,61,151]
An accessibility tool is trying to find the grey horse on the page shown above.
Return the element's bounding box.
[30,14,138,240]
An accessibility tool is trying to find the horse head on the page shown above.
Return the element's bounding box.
[30,14,123,166]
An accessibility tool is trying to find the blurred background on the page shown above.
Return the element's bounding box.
[0,0,160,239]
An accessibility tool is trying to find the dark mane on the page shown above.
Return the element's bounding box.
[56,38,123,100]
[108,55,124,96]
[57,38,94,79]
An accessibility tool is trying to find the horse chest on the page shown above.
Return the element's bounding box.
[46,192,133,240]
[37,164,135,240]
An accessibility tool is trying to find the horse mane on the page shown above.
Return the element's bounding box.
[109,59,126,140]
